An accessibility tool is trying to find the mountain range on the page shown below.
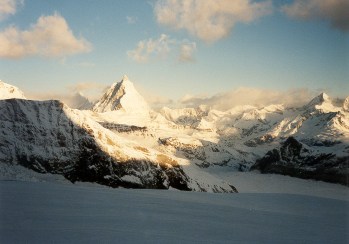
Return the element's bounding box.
[0,77,348,192]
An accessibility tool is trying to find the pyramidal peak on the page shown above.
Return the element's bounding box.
[317,92,330,102]
[92,75,150,114]
[304,92,340,113]
[308,92,330,105]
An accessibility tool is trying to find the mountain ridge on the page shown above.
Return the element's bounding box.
[0,77,348,189]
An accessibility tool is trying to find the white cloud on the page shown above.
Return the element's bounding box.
[0,13,92,59]
[179,41,196,62]
[180,87,315,111]
[127,34,196,63]
[137,87,174,109]
[282,0,349,31]
[154,0,273,43]
[0,0,22,21]
[126,16,137,24]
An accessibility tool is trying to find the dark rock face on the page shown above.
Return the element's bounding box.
[251,137,349,185]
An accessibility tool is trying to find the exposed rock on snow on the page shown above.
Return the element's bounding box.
[251,137,348,185]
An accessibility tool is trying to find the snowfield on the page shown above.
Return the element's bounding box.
[0,180,348,243]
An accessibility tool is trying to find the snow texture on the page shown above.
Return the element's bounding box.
[0,180,347,243]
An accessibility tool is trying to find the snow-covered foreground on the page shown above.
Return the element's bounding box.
[0,181,348,243]
[212,170,349,201]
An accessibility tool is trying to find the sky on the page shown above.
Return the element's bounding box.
[0,0,348,109]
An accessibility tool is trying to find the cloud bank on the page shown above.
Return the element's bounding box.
[0,13,91,59]
[154,0,273,42]
[127,34,196,63]
[180,87,315,111]
[282,0,349,31]
[0,0,22,21]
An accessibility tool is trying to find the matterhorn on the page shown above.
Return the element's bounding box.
[93,75,150,115]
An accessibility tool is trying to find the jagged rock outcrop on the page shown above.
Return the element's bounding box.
[251,137,348,185]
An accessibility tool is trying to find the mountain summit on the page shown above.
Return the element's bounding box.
[92,75,149,114]
[0,81,26,100]
[303,92,340,113]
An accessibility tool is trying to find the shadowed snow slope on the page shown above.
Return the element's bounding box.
[0,181,347,243]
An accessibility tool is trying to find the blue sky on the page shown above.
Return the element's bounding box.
[0,0,348,106]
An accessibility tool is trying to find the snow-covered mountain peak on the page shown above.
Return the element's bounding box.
[304,92,339,113]
[0,81,26,100]
[92,76,150,114]
[308,92,330,106]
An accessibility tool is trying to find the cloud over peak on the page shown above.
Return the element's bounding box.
[154,0,273,42]
[0,13,92,59]
[180,87,314,111]
[282,0,349,31]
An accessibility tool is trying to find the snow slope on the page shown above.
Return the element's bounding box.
[0,180,347,243]
[0,81,26,99]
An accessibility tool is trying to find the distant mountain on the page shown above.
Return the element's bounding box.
[0,76,348,188]
[0,81,26,99]
[69,92,93,110]
[150,91,349,184]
